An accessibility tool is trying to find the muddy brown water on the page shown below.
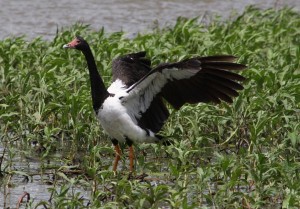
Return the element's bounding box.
[1,0,300,207]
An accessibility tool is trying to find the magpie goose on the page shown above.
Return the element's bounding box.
[63,36,247,172]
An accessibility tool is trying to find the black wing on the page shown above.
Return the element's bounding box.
[137,95,169,133]
[112,51,152,87]
[123,55,246,132]
[160,56,246,109]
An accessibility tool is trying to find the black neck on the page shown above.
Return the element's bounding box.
[82,47,109,112]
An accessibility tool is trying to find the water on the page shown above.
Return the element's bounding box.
[1,0,299,40]
[0,142,92,208]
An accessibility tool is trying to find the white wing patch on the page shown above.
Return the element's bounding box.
[107,79,127,95]
[123,67,199,121]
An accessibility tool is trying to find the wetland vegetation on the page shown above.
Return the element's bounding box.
[0,7,300,208]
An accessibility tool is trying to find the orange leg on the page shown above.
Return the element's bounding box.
[129,145,134,173]
[113,144,121,172]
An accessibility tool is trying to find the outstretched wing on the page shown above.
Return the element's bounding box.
[123,55,247,131]
[112,51,152,87]
[160,56,247,109]
[136,94,170,133]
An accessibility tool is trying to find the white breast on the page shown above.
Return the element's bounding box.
[97,79,158,143]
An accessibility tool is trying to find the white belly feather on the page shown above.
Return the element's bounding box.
[97,79,157,143]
